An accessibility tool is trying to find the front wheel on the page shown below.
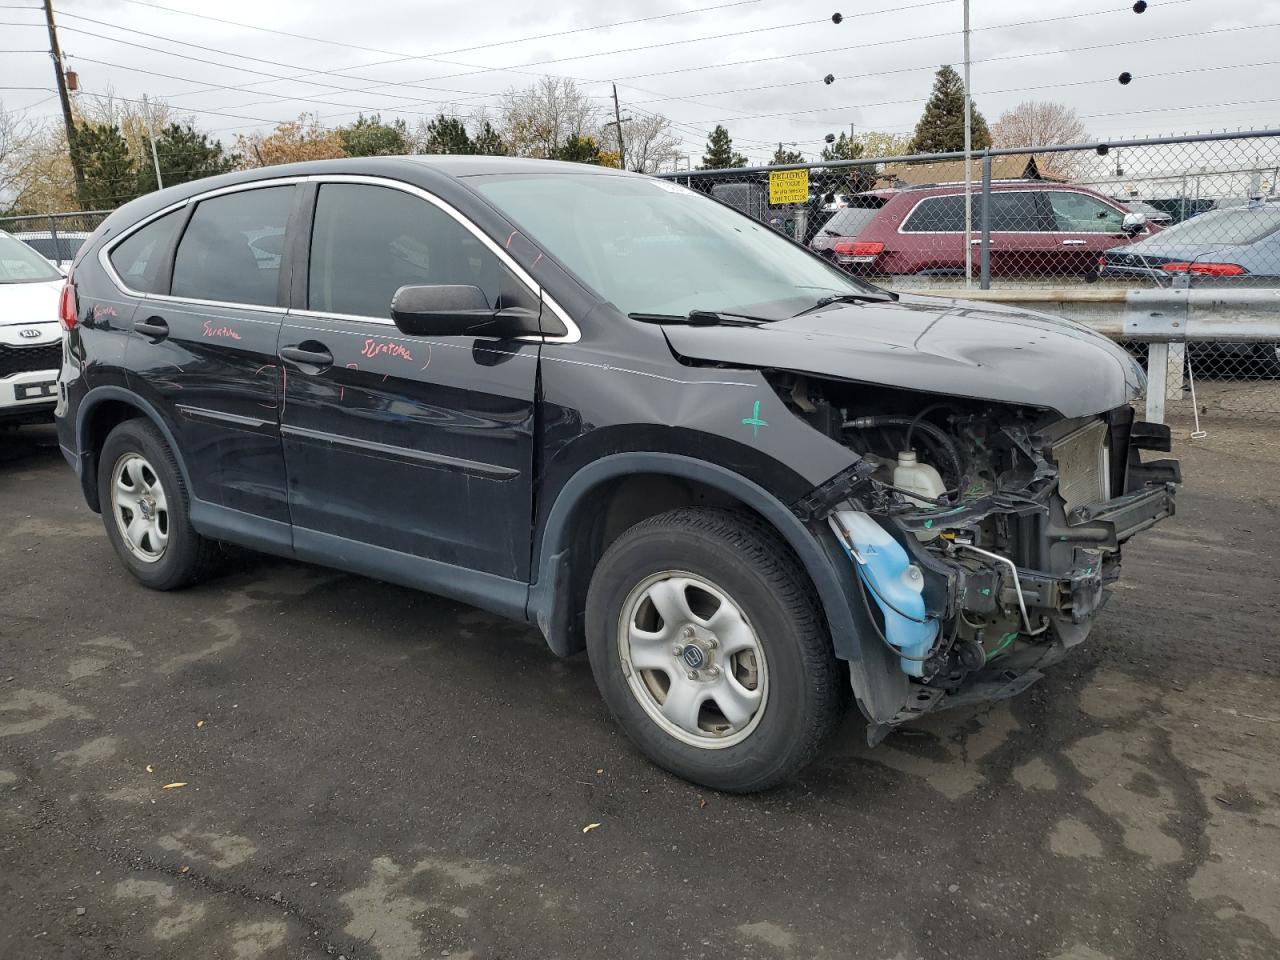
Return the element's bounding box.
[585,508,843,792]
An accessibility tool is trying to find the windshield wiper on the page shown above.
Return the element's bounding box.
[628,309,769,327]
[791,290,896,317]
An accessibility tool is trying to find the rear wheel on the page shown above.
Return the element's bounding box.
[97,419,220,590]
[585,507,843,792]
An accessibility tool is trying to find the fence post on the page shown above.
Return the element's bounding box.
[48,215,61,269]
[979,149,992,290]
[1145,342,1169,424]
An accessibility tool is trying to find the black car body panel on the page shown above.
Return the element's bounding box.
[55,156,1178,735]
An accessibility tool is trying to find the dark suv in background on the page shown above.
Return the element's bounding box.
[812,180,1154,276]
[56,157,1177,791]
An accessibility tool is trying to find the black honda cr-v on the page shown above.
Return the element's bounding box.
[54,157,1179,791]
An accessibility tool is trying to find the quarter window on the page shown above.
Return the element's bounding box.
[108,210,182,293]
[171,186,294,307]
[1047,191,1126,233]
[307,183,504,318]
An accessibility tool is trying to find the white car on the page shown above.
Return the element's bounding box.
[0,230,64,426]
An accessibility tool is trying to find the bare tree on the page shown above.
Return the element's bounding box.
[501,77,603,159]
[992,101,1088,177]
[0,102,75,213]
[621,113,680,173]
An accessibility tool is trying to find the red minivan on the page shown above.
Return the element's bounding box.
[811,181,1157,277]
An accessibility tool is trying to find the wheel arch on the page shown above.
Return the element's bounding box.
[75,386,190,513]
[527,452,866,664]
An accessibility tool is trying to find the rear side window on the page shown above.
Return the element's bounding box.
[823,206,881,236]
[171,186,293,307]
[989,192,1049,231]
[109,210,182,293]
[901,195,964,232]
[307,183,503,318]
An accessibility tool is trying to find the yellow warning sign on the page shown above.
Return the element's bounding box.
[768,168,809,205]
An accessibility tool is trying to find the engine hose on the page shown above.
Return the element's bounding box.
[843,414,965,490]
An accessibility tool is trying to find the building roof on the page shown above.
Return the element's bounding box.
[879,154,1066,187]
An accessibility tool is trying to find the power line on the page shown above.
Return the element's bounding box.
[109,0,765,92]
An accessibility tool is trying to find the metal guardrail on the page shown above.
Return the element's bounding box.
[909,287,1280,423]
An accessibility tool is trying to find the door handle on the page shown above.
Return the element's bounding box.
[1061,239,1087,246]
[279,343,334,369]
[134,316,169,340]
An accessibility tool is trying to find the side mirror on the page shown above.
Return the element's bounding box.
[1122,211,1147,235]
[390,284,542,338]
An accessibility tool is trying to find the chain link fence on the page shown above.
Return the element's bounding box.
[0,210,112,269]
[659,129,1280,425]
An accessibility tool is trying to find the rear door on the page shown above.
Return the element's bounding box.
[278,178,540,581]
[123,182,296,526]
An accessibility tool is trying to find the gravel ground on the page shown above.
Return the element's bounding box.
[2,416,1277,960]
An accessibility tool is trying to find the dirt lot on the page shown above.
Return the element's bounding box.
[2,415,1278,960]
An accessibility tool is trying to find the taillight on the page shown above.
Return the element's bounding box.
[59,275,78,331]
[1160,261,1246,276]
[832,240,884,262]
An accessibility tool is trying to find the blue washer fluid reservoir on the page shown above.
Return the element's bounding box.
[828,510,940,677]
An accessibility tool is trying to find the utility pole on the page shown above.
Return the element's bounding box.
[608,84,630,170]
[43,0,86,207]
[962,0,973,287]
[142,93,164,190]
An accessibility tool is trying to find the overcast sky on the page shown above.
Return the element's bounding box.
[2,0,1277,164]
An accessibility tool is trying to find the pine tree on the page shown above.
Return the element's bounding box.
[771,143,805,165]
[135,123,238,194]
[73,123,137,208]
[470,121,507,156]
[908,65,991,154]
[700,125,747,169]
[551,134,603,164]
[821,132,863,162]
[419,114,474,155]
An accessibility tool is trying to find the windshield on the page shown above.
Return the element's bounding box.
[472,173,880,318]
[1151,207,1280,246]
[0,230,63,283]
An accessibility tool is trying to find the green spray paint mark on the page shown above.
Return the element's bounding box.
[923,519,934,529]
[980,587,991,596]
[741,400,768,437]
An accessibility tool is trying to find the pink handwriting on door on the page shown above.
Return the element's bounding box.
[361,339,413,361]
[202,320,242,340]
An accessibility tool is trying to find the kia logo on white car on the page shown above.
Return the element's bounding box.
[18,328,41,339]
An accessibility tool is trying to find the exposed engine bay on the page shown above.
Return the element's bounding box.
[773,374,1181,736]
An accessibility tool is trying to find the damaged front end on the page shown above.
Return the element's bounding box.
[780,375,1180,741]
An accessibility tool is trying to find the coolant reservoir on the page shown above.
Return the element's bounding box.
[894,451,946,507]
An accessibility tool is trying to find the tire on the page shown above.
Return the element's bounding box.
[585,507,843,792]
[97,418,221,590]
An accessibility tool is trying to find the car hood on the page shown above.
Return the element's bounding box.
[0,278,63,327]
[662,293,1143,418]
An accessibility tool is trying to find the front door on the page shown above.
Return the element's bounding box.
[124,183,295,525]
[278,180,540,581]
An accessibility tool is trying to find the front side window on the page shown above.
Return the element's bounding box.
[901,195,964,232]
[0,231,63,283]
[109,210,182,293]
[308,183,503,318]
[171,186,294,306]
[1048,191,1126,233]
[472,173,880,319]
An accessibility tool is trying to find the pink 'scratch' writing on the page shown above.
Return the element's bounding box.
[361,338,413,361]
[202,320,242,340]
[92,304,119,319]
